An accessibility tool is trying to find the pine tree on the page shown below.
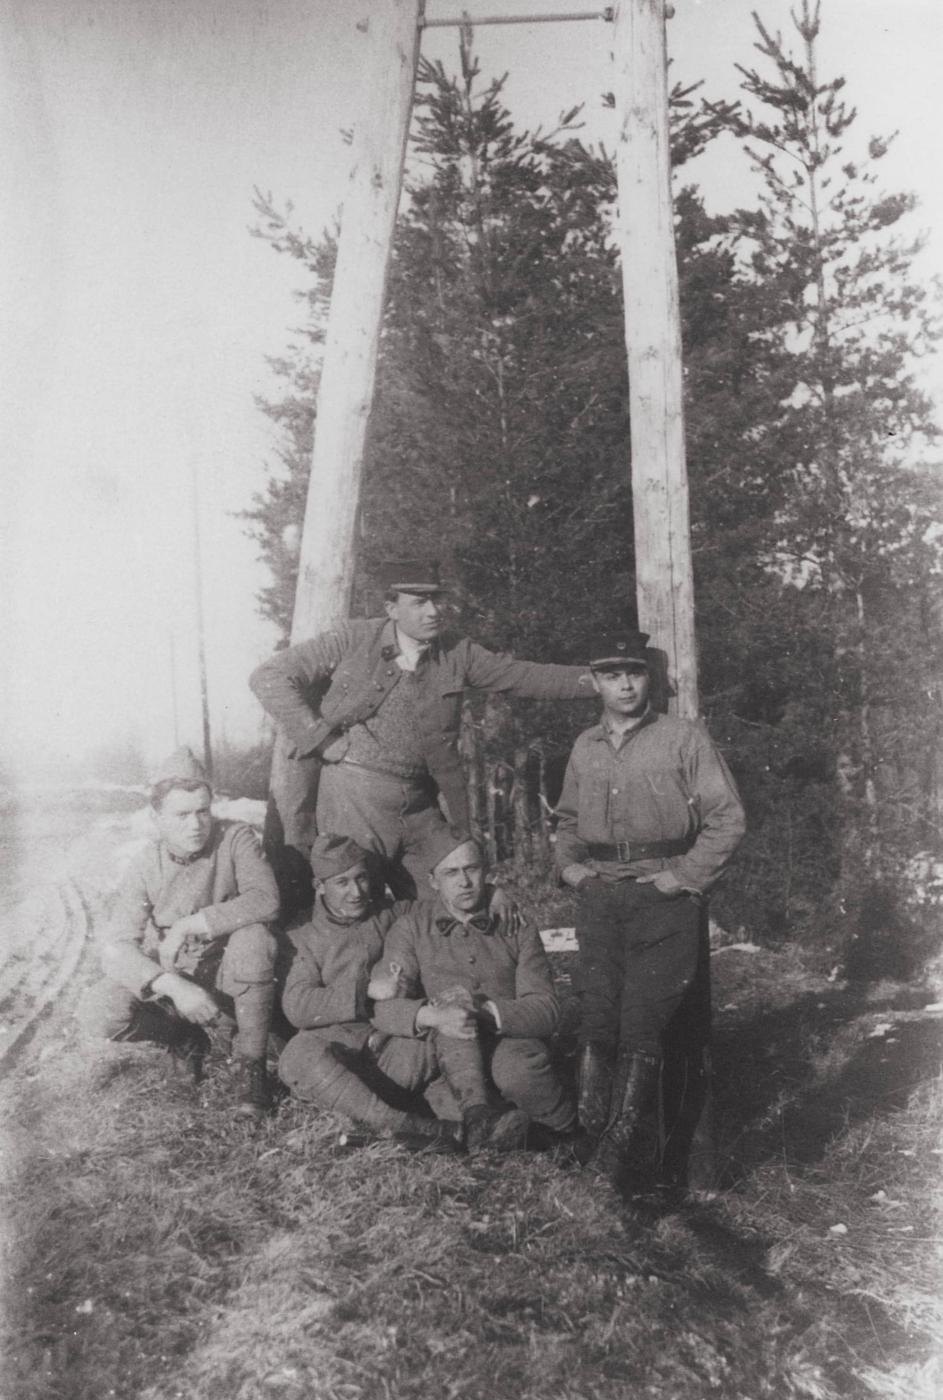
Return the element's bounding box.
[712,0,942,957]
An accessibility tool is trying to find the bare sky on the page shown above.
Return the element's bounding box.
[1,0,940,778]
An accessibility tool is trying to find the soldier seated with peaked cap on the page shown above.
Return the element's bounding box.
[250,559,592,908]
[555,629,746,1187]
[277,832,461,1152]
[78,747,281,1119]
[372,829,576,1154]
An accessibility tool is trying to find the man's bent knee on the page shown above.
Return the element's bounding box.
[76,980,137,1041]
[279,1028,347,1094]
[221,923,277,987]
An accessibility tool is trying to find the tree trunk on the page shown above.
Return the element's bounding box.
[511,744,533,872]
[611,0,709,1189]
[290,0,422,642]
[611,0,698,718]
[460,699,486,848]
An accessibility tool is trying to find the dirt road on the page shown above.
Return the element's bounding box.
[0,786,146,1069]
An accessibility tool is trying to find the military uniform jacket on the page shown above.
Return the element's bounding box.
[371,898,560,1042]
[102,820,280,997]
[554,710,746,893]
[250,618,591,834]
[281,895,412,1032]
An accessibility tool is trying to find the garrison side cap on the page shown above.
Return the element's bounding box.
[378,559,443,595]
[426,827,478,874]
[588,629,651,669]
[151,745,209,786]
[310,833,371,880]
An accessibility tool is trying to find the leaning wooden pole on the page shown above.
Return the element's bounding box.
[611,0,697,718]
[612,0,712,1188]
[290,0,423,643]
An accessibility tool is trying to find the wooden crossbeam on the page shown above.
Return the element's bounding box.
[420,9,613,25]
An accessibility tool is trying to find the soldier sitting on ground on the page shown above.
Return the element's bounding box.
[277,833,462,1152]
[79,747,280,1120]
[371,830,577,1154]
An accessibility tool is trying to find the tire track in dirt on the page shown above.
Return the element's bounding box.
[0,877,91,1072]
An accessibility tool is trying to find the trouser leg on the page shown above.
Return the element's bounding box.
[432,1031,490,1111]
[317,764,414,897]
[399,802,450,900]
[77,979,142,1041]
[279,1026,437,1131]
[616,885,701,1056]
[576,881,626,1056]
[217,924,278,1061]
[660,908,713,1191]
[265,736,321,916]
[489,1038,575,1132]
[588,883,701,1185]
[316,764,443,900]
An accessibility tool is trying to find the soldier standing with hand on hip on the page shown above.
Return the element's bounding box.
[555,629,745,1188]
[250,559,592,906]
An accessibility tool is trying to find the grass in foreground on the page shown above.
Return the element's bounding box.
[2,932,941,1400]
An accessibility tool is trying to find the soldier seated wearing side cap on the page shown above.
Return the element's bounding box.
[78,746,281,1120]
[371,829,576,1154]
[277,833,463,1151]
[555,629,745,1188]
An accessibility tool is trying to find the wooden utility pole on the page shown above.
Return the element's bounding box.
[612,1,711,1186]
[289,0,423,643]
[191,460,213,782]
[611,0,698,718]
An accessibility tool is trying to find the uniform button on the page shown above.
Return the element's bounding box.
[386,668,395,676]
[612,788,619,795]
[468,955,476,964]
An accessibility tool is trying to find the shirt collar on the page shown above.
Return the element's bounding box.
[379,618,439,667]
[166,847,202,866]
[395,626,430,669]
[164,824,216,865]
[588,708,658,744]
[315,891,376,928]
[433,900,495,937]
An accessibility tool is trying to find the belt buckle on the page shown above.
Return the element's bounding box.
[616,841,632,862]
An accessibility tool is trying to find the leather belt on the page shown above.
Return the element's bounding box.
[586,838,692,862]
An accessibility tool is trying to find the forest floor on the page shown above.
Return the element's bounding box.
[1,787,941,1400]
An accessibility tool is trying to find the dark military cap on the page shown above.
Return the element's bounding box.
[589,629,651,669]
[378,560,442,595]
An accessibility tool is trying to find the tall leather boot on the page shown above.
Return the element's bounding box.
[570,1041,614,1165]
[577,1042,613,1140]
[591,1049,661,1185]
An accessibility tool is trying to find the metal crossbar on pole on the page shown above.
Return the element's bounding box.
[420,9,613,25]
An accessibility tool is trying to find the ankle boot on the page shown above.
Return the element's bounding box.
[592,1049,661,1184]
[577,1042,614,1141]
[464,1103,529,1155]
[233,1057,272,1120]
[114,1001,209,1083]
[392,1116,464,1154]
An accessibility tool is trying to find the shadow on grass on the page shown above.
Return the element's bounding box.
[710,983,943,1181]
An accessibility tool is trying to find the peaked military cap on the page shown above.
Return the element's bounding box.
[588,629,651,669]
[151,746,210,786]
[310,834,371,880]
[378,559,442,595]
